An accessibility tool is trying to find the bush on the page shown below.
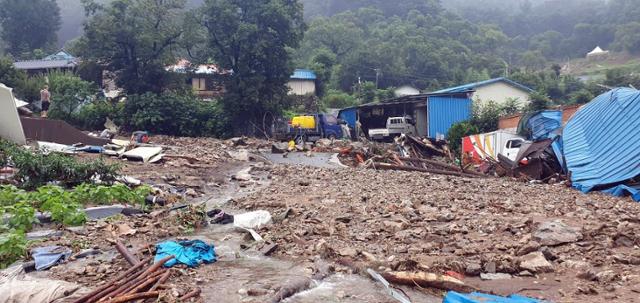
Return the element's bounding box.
[122,92,229,137]
[321,89,358,108]
[447,121,480,157]
[0,139,120,190]
[72,101,124,131]
[47,71,99,121]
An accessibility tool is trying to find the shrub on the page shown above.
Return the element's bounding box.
[72,101,124,131]
[321,89,358,108]
[447,121,480,157]
[0,139,120,189]
[47,71,99,121]
[122,92,229,137]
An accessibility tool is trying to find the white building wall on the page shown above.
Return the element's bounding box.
[473,82,531,107]
[287,80,316,95]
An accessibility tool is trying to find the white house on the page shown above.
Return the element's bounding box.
[287,69,317,95]
[433,77,533,107]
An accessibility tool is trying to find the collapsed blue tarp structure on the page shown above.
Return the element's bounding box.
[563,88,640,201]
[443,291,543,303]
[518,110,562,141]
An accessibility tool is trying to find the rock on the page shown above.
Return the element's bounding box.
[480,273,512,280]
[465,262,482,276]
[315,139,332,148]
[26,229,63,241]
[233,168,253,181]
[518,270,534,277]
[519,251,554,273]
[338,247,358,257]
[335,216,351,223]
[382,220,405,231]
[272,142,289,154]
[577,269,597,281]
[228,149,250,161]
[516,241,541,256]
[229,137,247,147]
[185,188,198,197]
[595,270,619,283]
[533,220,582,246]
[483,261,497,274]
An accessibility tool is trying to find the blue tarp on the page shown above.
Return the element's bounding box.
[443,292,543,303]
[31,246,72,271]
[563,88,640,200]
[519,110,562,141]
[155,240,216,268]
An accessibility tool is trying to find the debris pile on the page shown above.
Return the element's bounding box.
[232,164,640,301]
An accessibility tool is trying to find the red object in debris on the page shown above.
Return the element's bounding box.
[0,167,14,174]
[520,158,529,166]
[355,153,365,163]
[445,271,465,280]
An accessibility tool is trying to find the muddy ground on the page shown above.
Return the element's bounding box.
[28,137,640,303]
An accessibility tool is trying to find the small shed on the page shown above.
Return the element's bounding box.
[586,46,609,59]
[287,69,317,96]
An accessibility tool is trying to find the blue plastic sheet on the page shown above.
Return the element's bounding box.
[563,88,640,201]
[443,291,543,303]
[155,240,216,268]
[31,246,72,271]
[521,110,562,141]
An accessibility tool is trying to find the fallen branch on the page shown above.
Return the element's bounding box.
[115,241,140,266]
[381,271,475,293]
[179,288,202,301]
[105,291,160,303]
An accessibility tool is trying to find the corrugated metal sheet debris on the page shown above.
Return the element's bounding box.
[428,96,472,138]
[563,88,640,199]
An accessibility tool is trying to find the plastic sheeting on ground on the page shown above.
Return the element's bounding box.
[31,246,72,271]
[443,291,543,303]
[155,240,216,268]
[0,265,88,303]
[233,210,272,229]
[563,88,640,200]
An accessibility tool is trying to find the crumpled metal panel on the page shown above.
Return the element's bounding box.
[563,88,640,197]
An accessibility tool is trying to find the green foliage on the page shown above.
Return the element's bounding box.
[0,0,61,57]
[613,22,640,54]
[0,139,120,189]
[47,71,99,121]
[122,92,229,137]
[201,0,306,132]
[470,101,503,133]
[447,121,479,157]
[0,230,27,269]
[605,68,640,88]
[72,183,152,209]
[570,90,595,104]
[321,89,358,108]
[75,0,187,94]
[528,91,552,112]
[72,101,124,131]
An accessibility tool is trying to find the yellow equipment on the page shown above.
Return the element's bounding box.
[290,116,316,129]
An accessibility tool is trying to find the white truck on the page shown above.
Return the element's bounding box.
[462,130,525,164]
[368,116,416,141]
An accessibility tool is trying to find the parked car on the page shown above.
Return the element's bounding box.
[368,116,416,141]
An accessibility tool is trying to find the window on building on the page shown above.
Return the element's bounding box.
[192,78,206,91]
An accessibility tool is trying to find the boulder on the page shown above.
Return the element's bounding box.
[272,142,289,154]
[519,251,554,273]
[533,220,582,246]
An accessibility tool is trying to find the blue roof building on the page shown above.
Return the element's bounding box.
[288,69,317,95]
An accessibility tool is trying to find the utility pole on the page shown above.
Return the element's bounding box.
[374,68,381,89]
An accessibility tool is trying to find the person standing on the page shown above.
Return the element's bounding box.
[40,85,51,118]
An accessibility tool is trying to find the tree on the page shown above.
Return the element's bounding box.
[47,71,98,121]
[527,91,551,111]
[447,121,479,157]
[613,22,640,54]
[74,0,187,94]
[0,0,61,58]
[201,0,305,132]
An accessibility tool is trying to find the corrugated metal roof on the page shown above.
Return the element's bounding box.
[432,77,534,94]
[563,88,640,199]
[14,60,77,70]
[43,51,76,61]
[291,69,316,80]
